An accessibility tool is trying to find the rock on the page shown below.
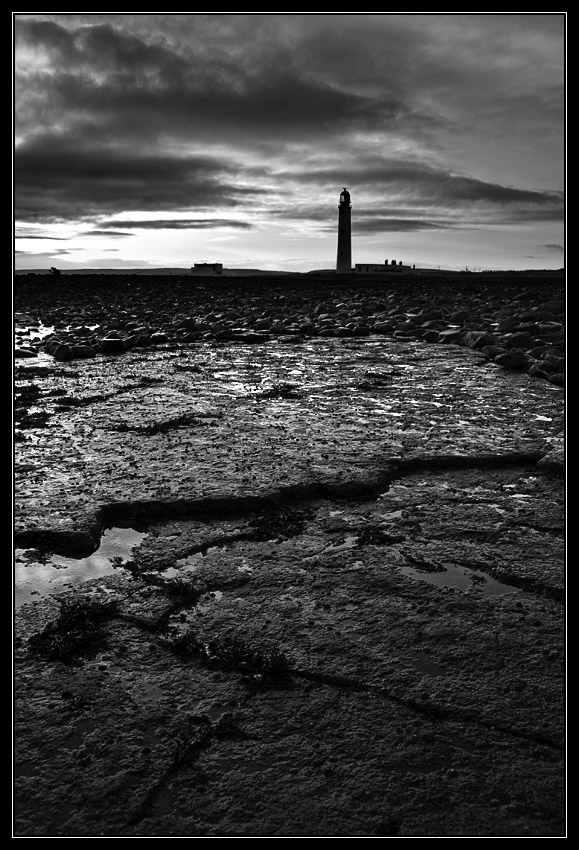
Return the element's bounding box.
[496,317,520,332]
[234,332,271,343]
[548,372,565,387]
[437,329,464,344]
[493,350,528,368]
[480,345,507,359]
[254,318,273,330]
[450,310,471,322]
[14,347,37,358]
[503,331,535,349]
[541,299,565,315]
[51,343,72,361]
[372,321,394,334]
[542,355,565,372]
[462,330,498,349]
[514,322,542,335]
[98,338,126,353]
[421,330,441,343]
[177,317,199,330]
[69,345,97,359]
[527,364,551,380]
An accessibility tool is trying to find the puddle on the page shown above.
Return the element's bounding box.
[399,561,519,597]
[194,590,224,615]
[14,525,147,608]
[164,545,223,576]
[198,700,238,721]
[320,536,359,555]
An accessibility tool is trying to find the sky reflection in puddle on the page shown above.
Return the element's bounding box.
[399,561,519,597]
[14,526,147,608]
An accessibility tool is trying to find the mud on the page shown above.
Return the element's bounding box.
[13,274,565,837]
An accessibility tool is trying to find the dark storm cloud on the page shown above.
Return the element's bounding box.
[14,14,565,270]
[15,16,440,152]
[97,219,254,230]
[14,138,268,222]
[294,162,563,226]
[300,162,563,210]
[353,218,445,233]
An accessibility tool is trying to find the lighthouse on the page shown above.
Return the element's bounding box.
[336,187,352,273]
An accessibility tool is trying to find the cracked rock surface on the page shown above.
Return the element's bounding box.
[13,275,565,837]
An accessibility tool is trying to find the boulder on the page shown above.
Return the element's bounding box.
[98,338,126,353]
[437,329,464,344]
[493,350,528,369]
[548,373,565,387]
[503,331,535,349]
[526,364,551,380]
[69,345,97,359]
[14,347,37,358]
[372,321,394,334]
[51,343,72,361]
[462,330,498,349]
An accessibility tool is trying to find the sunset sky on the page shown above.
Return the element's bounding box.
[13,13,566,273]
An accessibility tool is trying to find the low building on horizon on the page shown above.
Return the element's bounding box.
[191,263,223,275]
[354,260,414,274]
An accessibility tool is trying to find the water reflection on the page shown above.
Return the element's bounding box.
[14,525,147,608]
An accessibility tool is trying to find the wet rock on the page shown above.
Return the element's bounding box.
[462,330,498,349]
[527,363,551,380]
[254,318,273,330]
[496,317,520,332]
[450,309,471,322]
[52,343,73,361]
[437,329,464,344]
[372,321,394,334]
[503,331,536,349]
[548,372,565,387]
[98,338,126,353]
[233,332,271,343]
[542,355,565,372]
[15,347,37,358]
[541,299,565,315]
[69,345,97,359]
[493,350,529,368]
[514,322,542,335]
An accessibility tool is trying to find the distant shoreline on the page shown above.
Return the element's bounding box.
[14,267,565,277]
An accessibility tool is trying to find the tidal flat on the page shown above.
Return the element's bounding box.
[13,272,565,837]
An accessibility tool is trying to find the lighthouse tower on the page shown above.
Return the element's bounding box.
[336,187,352,273]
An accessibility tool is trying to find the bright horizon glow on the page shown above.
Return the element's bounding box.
[14,14,566,273]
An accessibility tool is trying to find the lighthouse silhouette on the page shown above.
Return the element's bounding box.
[336,187,352,273]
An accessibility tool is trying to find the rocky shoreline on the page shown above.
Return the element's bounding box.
[13,272,566,837]
[15,272,565,386]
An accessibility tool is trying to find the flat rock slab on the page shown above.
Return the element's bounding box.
[13,281,565,837]
[14,337,563,551]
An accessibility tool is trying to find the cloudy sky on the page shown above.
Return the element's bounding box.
[13,13,565,272]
